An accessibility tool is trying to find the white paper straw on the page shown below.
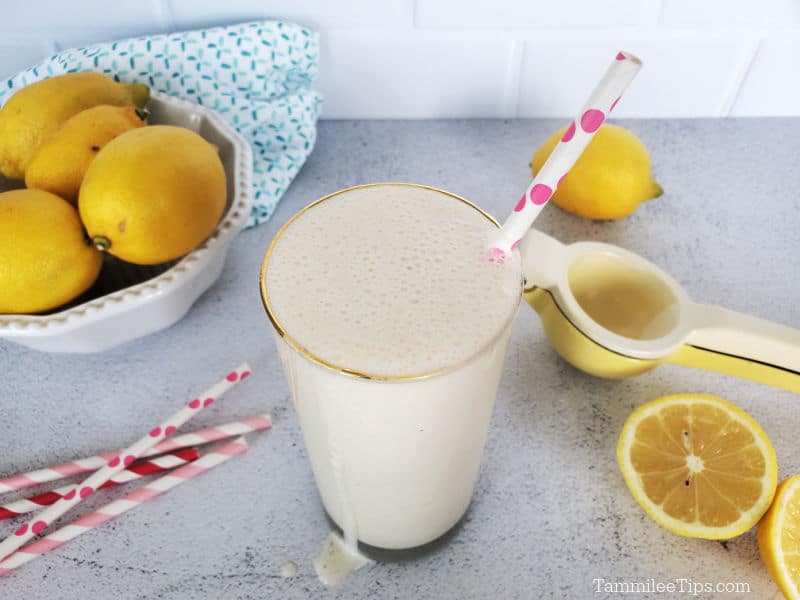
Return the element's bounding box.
[489,51,642,258]
[0,437,249,575]
[0,364,251,561]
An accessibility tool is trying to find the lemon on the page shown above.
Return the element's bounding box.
[759,475,800,599]
[0,189,102,314]
[79,125,226,265]
[531,124,662,220]
[617,393,777,539]
[25,104,148,204]
[0,72,149,179]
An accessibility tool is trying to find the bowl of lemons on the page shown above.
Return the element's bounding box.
[0,73,252,353]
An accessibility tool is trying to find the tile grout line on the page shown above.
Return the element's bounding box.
[155,0,177,33]
[504,39,524,118]
[656,0,666,26]
[641,0,665,28]
[719,35,763,117]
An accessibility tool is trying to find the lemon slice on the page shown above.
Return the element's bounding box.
[759,476,800,599]
[617,393,777,539]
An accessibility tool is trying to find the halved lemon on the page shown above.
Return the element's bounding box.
[617,393,777,539]
[759,475,800,599]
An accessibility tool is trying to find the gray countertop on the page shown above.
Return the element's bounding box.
[1,119,799,599]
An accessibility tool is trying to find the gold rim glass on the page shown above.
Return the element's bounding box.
[259,182,524,381]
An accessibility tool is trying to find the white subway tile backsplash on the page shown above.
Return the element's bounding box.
[661,0,800,28]
[0,37,56,80]
[1,0,165,32]
[0,0,797,117]
[730,34,800,116]
[518,35,758,118]
[317,30,516,118]
[0,0,169,74]
[51,26,172,54]
[168,0,413,31]
[415,0,654,28]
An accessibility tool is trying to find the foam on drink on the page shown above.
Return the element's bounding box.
[264,184,522,377]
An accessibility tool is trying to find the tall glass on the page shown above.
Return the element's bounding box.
[259,183,522,549]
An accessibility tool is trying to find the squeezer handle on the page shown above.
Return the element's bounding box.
[672,303,800,393]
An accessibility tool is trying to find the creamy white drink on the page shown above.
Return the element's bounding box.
[261,183,522,550]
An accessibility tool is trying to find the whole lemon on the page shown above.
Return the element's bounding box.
[531,124,662,220]
[79,125,226,265]
[0,189,102,314]
[26,104,148,204]
[0,72,149,179]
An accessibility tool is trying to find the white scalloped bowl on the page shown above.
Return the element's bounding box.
[0,92,253,353]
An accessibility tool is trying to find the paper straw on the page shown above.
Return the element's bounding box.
[0,437,249,576]
[0,363,251,561]
[0,448,199,519]
[0,414,271,495]
[147,414,271,454]
[489,51,642,258]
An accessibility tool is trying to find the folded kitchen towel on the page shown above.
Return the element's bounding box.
[0,20,322,227]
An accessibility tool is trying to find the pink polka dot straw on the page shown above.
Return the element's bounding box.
[0,414,271,495]
[0,437,250,576]
[0,363,252,562]
[0,448,200,519]
[489,51,642,258]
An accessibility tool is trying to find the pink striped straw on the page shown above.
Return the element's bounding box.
[0,448,200,519]
[0,363,251,561]
[489,51,642,258]
[0,414,271,495]
[0,437,249,576]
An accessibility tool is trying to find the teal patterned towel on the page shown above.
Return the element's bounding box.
[0,20,322,227]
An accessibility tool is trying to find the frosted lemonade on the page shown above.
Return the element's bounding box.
[260,183,522,550]
[260,52,641,558]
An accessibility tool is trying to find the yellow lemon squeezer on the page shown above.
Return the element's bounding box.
[519,230,800,393]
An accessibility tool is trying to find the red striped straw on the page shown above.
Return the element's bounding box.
[0,448,199,519]
[0,414,271,495]
[0,437,249,576]
[0,363,251,561]
[488,51,642,259]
